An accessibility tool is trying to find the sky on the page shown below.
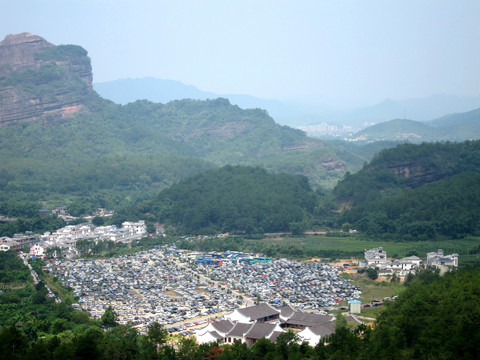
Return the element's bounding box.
[1,0,479,107]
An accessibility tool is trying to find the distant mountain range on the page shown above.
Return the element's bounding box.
[94,77,480,130]
[348,107,480,143]
[93,77,304,124]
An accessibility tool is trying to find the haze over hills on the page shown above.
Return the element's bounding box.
[94,77,480,131]
[93,77,306,125]
[348,107,480,143]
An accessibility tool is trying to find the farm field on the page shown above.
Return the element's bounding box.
[255,234,480,261]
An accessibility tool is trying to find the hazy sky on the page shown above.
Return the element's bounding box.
[1,0,479,107]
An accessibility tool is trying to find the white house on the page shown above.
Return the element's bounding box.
[364,247,388,267]
[198,304,338,346]
[29,243,46,257]
[297,322,336,346]
[427,249,459,274]
[196,320,235,344]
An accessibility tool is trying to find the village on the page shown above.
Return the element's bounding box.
[0,213,460,346]
[0,216,149,256]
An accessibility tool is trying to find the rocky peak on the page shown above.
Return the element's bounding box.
[0,32,54,72]
[0,32,93,125]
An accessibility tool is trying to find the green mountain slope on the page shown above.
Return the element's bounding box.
[333,141,480,239]
[1,69,364,218]
[428,107,480,141]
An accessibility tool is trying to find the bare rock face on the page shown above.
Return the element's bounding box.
[0,32,93,125]
[386,161,447,188]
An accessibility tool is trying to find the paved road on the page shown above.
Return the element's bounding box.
[21,254,61,303]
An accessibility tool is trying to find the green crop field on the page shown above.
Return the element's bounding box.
[257,234,480,262]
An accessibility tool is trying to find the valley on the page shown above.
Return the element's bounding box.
[1,30,480,360]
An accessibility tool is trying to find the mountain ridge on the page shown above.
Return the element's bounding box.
[94,77,480,130]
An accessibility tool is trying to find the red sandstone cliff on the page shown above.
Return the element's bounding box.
[0,32,93,125]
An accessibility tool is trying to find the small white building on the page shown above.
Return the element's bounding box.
[364,248,422,277]
[0,238,20,252]
[297,323,336,346]
[364,247,388,267]
[348,300,362,314]
[427,249,458,274]
[196,320,234,344]
[29,243,45,257]
[0,243,11,252]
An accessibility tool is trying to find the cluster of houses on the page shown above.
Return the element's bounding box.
[38,207,115,222]
[361,247,459,277]
[196,303,362,346]
[0,220,147,257]
[0,232,40,252]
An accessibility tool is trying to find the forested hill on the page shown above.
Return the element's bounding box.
[0,95,362,215]
[332,140,480,239]
[0,33,364,216]
[122,165,317,235]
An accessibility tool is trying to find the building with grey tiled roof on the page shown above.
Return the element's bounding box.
[283,311,334,330]
[225,303,280,323]
[278,304,295,320]
[243,322,284,346]
[427,249,458,274]
[297,321,336,346]
[226,322,253,343]
[197,303,337,346]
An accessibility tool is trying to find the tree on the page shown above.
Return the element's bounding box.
[289,221,306,235]
[341,222,352,233]
[391,272,400,284]
[366,267,378,280]
[73,327,104,360]
[0,326,29,360]
[103,325,139,360]
[91,216,105,226]
[177,337,198,360]
[321,316,363,360]
[147,322,168,347]
[101,306,117,329]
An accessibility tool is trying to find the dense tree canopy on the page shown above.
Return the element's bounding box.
[0,95,359,221]
[129,165,317,234]
[333,140,480,240]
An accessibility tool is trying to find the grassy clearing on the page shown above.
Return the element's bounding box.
[342,272,406,320]
[350,272,405,303]
[360,304,386,318]
[259,234,480,259]
[39,270,74,301]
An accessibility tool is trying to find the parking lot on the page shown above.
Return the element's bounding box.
[45,246,361,333]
